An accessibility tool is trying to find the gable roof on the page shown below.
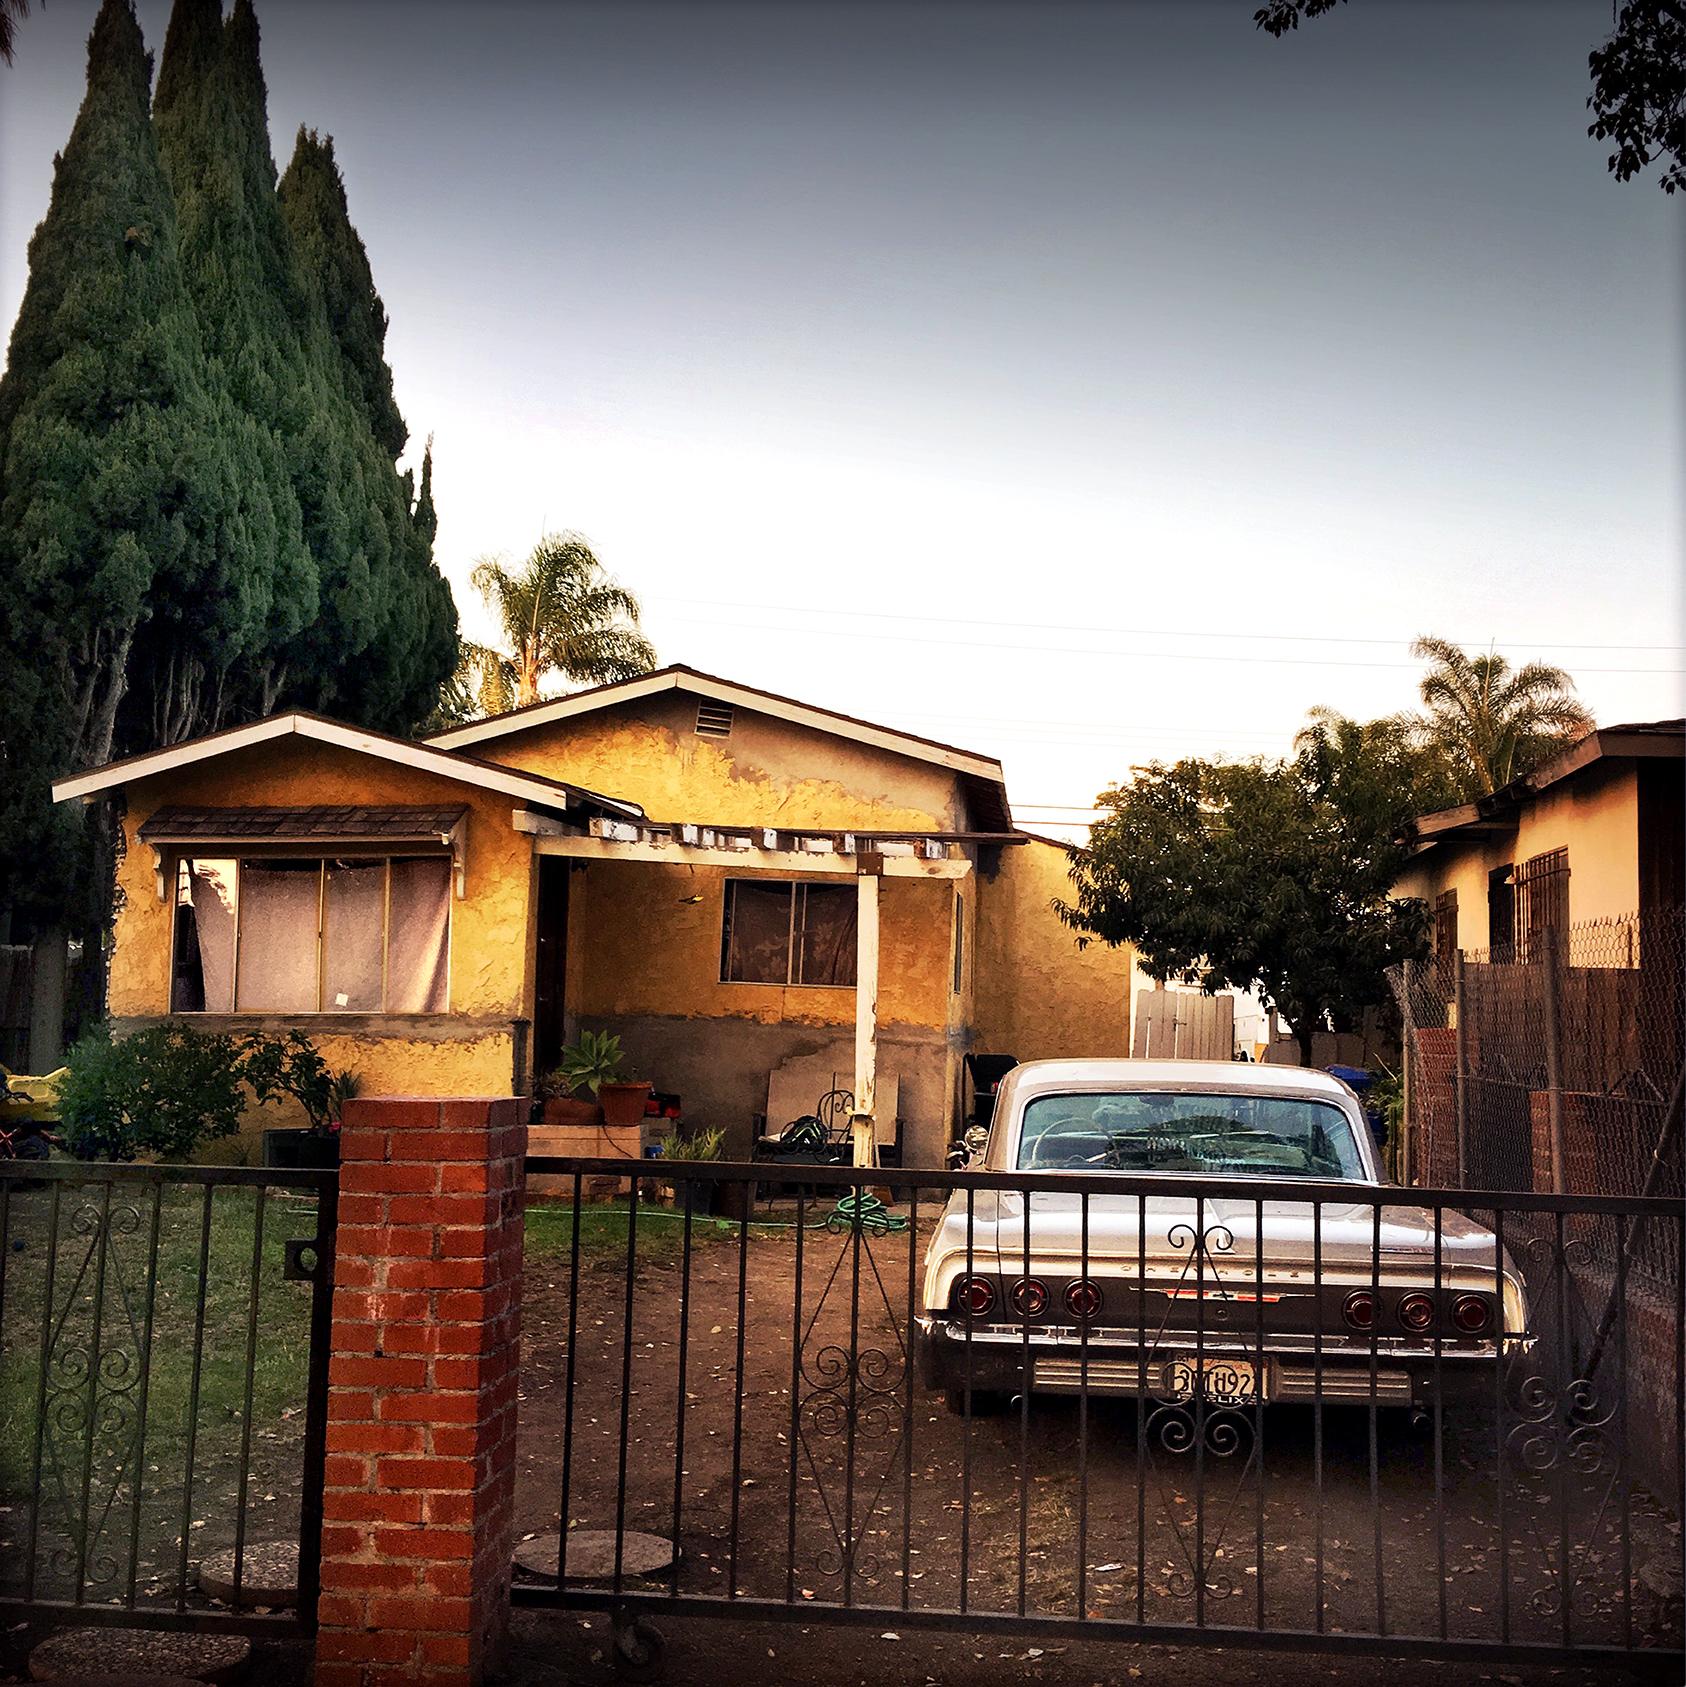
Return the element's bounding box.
[51,712,644,819]
[426,663,1013,831]
[1406,718,1684,848]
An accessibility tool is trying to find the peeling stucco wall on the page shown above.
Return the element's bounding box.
[972,837,1133,1060]
[476,692,966,831]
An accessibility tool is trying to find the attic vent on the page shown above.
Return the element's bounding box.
[695,702,735,739]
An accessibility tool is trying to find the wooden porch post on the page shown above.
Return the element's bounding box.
[852,859,882,1168]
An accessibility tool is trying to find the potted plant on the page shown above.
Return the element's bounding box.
[657,1125,724,1214]
[534,1059,603,1130]
[557,1029,651,1129]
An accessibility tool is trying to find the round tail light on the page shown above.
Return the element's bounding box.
[956,1276,995,1317]
[1398,1292,1436,1333]
[1342,1289,1376,1331]
[1010,1278,1048,1317]
[1064,1279,1104,1321]
[1452,1293,1492,1334]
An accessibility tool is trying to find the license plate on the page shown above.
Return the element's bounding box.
[1162,1355,1260,1405]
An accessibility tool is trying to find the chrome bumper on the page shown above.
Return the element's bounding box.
[916,1317,1504,1407]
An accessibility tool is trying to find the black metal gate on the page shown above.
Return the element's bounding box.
[515,1158,1684,1676]
[0,1160,336,1637]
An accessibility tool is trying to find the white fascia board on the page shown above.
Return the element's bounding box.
[53,716,300,803]
[427,668,1005,784]
[51,713,640,819]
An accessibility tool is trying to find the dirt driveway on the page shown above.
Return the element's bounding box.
[512,1206,1683,1677]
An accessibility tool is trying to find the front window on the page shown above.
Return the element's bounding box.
[1016,1090,1368,1180]
[720,879,857,986]
[171,855,451,1014]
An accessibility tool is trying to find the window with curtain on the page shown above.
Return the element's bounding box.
[720,879,857,986]
[171,855,450,1014]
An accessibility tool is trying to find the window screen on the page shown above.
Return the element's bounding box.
[324,859,386,1011]
[721,880,856,986]
[235,860,321,1013]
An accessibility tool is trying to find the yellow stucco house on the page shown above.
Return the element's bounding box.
[54,666,1134,1167]
[1391,718,1684,961]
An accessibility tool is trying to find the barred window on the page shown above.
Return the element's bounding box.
[1516,848,1569,961]
[1433,889,1459,981]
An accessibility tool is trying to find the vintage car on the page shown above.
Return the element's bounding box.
[916,1059,1528,1413]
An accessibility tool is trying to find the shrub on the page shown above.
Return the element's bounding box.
[58,1024,250,1162]
[57,1024,358,1162]
[239,1029,356,1134]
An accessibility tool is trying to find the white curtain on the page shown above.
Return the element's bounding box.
[179,858,237,1012]
[236,861,321,1013]
[324,860,386,1012]
[387,857,450,1013]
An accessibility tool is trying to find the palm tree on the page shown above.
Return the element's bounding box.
[448,533,657,721]
[1,1,38,67]
[1408,636,1594,799]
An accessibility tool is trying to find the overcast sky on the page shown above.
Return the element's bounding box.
[2,0,1680,828]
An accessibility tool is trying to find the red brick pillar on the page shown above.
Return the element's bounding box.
[314,1097,526,1687]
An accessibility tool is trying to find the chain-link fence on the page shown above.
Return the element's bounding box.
[1388,912,1684,1500]
[1388,910,1682,1209]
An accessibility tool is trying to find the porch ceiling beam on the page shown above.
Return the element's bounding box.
[525,832,973,878]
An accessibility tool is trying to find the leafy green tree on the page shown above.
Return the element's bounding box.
[1407,636,1593,800]
[279,129,405,456]
[0,0,249,936]
[448,533,656,720]
[278,127,457,728]
[153,0,454,733]
[1254,1,1686,193]
[1058,732,1428,1064]
[1293,704,1461,819]
[147,0,315,731]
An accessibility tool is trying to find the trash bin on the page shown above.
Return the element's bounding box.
[1325,1064,1385,1146]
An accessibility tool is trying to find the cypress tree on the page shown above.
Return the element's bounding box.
[155,0,454,732]
[152,0,320,721]
[279,127,457,728]
[0,0,248,931]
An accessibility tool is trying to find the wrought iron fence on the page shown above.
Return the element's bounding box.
[514,1158,1683,1676]
[0,1161,336,1636]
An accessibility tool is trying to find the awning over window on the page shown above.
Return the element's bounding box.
[138,804,468,846]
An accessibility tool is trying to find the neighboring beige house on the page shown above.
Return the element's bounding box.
[55,665,1137,1166]
[1392,719,1684,961]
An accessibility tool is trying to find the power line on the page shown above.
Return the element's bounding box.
[657,609,1686,676]
[650,595,1686,657]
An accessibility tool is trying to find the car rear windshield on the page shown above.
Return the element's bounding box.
[1016,1091,1368,1179]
